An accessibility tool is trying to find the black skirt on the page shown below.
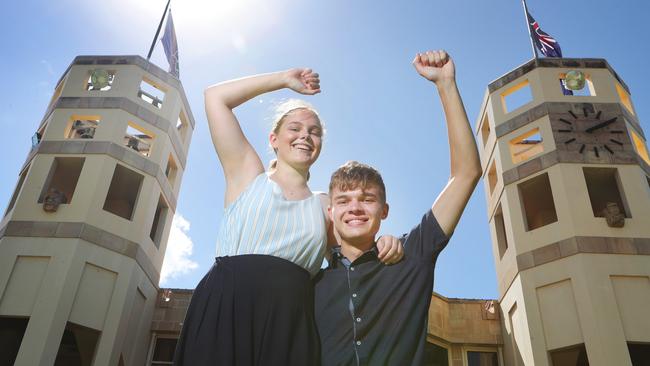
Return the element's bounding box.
[173,255,321,366]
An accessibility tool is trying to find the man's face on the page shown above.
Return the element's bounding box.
[329,184,388,247]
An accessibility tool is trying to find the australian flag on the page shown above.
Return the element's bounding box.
[527,11,562,58]
[527,10,572,94]
[161,10,179,77]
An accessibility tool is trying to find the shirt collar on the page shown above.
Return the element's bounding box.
[329,244,379,268]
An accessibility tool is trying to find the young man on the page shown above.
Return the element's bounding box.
[314,50,482,365]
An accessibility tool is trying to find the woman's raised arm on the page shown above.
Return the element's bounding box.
[204,69,320,205]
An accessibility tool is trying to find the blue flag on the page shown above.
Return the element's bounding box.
[161,10,179,77]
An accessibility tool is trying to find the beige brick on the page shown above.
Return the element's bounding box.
[38,141,63,154]
[559,237,579,257]
[83,141,110,154]
[101,97,122,109]
[517,158,543,179]
[607,237,637,255]
[108,143,126,161]
[87,97,104,108]
[31,221,58,236]
[502,168,519,185]
[60,141,86,154]
[532,243,561,266]
[634,238,650,255]
[80,223,103,245]
[78,98,90,108]
[121,150,146,172]
[540,151,559,168]
[55,222,83,237]
[142,160,158,176]
[516,251,535,270]
[577,236,609,253]
[5,221,35,236]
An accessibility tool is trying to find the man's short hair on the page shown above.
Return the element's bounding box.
[329,161,386,203]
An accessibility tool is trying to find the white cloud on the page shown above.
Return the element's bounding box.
[40,59,55,76]
[159,213,199,286]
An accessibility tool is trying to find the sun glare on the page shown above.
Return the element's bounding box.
[178,0,280,41]
[100,0,281,57]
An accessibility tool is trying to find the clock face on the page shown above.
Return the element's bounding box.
[555,108,625,157]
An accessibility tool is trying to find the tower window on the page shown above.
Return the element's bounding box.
[45,81,64,114]
[33,119,49,148]
[424,341,449,366]
[150,195,169,248]
[54,322,100,366]
[558,73,596,97]
[151,337,178,365]
[616,83,634,115]
[628,343,650,366]
[124,123,154,157]
[509,127,543,164]
[85,69,115,91]
[138,78,165,109]
[103,164,144,220]
[549,344,589,366]
[165,154,178,187]
[65,116,100,139]
[467,351,498,366]
[480,113,491,147]
[38,157,85,205]
[494,204,508,258]
[518,173,558,231]
[487,160,498,195]
[501,79,533,113]
[5,166,29,215]
[583,167,630,218]
[628,126,650,166]
[0,317,29,366]
[177,109,189,143]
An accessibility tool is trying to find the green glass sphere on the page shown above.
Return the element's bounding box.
[90,69,110,90]
[565,70,586,90]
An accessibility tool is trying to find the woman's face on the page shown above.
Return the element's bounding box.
[270,109,323,170]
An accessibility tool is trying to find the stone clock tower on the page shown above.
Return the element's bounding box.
[477,58,650,365]
[0,56,194,365]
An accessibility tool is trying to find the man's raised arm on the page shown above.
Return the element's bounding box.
[412,50,482,237]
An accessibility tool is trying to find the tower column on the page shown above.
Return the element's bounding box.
[14,245,84,366]
[573,257,632,366]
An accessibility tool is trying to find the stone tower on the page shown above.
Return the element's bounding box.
[477,58,650,365]
[0,55,194,365]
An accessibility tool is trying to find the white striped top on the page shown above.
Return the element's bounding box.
[215,173,328,275]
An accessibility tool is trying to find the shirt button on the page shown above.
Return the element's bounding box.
[356,317,361,322]
[352,293,358,298]
[356,340,362,346]
[350,267,355,271]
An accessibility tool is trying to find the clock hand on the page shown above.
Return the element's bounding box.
[585,117,617,133]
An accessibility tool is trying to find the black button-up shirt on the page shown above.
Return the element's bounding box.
[314,210,449,366]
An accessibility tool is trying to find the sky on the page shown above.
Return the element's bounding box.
[1,0,649,300]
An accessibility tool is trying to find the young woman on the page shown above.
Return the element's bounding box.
[173,69,403,365]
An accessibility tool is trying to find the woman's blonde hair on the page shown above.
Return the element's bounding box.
[270,99,323,137]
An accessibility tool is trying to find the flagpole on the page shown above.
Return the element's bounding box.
[521,0,539,60]
[147,0,172,60]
